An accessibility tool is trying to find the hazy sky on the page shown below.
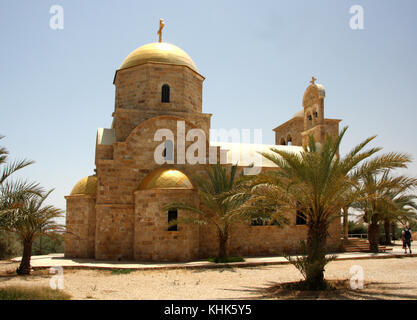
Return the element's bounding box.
[1,0,416,212]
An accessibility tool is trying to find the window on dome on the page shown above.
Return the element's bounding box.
[161,84,170,103]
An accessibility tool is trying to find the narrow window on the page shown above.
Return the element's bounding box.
[296,210,307,225]
[164,140,174,161]
[308,114,312,121]
[314,111,318,118]
[168,209,178,231]
[161,84,170,103]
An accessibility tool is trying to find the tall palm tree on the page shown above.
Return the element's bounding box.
[257,127,410,289]
[0,189,64,275]
[353,171,417,252]
[164,164,252,259]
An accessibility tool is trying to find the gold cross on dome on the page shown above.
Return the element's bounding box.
[310,76,317,85]
[157,18,165,42]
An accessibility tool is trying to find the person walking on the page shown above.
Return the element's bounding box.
[402,225,413,254]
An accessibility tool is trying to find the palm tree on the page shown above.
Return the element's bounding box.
[353,171,417,252]
[0,189,64,275]
[383,191,417,244]
[164,164,252,259]
[0,136,42,212]
[256,127,410,289]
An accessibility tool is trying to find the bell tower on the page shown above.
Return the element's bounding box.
[273,77,341,148]
[301,77,341,147]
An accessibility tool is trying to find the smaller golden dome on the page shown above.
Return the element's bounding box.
[120,42,198,72]
[139,169,193,190]
[70,175,97,196]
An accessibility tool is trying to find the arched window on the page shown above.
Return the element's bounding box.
[161,84,170,103]
[287,135,292,146]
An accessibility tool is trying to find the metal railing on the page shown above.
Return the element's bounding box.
[348,233,368,239]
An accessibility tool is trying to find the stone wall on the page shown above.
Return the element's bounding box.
[134,189,199,261]
[198,209,341,258]
[64,195,96,258]
[273,118,304,146]
[94,204,135,260]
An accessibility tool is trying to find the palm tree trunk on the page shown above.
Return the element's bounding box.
[306,219,328,289]
[391,222,396,241]
[218,231,228,259]
[16,240,33,275]
[39,235,43,255]
[384,220,391,245]
[368,217,380,253]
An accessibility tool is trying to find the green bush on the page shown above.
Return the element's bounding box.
[207,256,245,263]
[0,231,22,259]
[32,234,64,255]
[0,286,71,300]
[111,269,134,275]
[348,221,367,235]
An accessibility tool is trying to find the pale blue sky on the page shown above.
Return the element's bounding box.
[1,0,417,211]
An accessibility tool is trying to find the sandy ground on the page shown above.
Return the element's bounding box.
[1,256,417,300]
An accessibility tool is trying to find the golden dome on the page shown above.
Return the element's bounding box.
[70,175,97,196]
[120,42,198,72]
[139,169,193,190]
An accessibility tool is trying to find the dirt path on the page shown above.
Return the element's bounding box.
[1,257,417,299]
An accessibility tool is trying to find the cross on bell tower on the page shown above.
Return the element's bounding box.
[310,76,317,85]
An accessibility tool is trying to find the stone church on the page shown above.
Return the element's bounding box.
[65,25,342,261]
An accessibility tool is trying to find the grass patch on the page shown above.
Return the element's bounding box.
[207,256,245,263]
[110,268,134,275]
[0,286,71,300]
[261,279,353,299]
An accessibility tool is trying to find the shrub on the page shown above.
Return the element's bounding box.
[348,221,367,235]
[111,269,134,275]
[0,231,22,259]
[32,234,64,255]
